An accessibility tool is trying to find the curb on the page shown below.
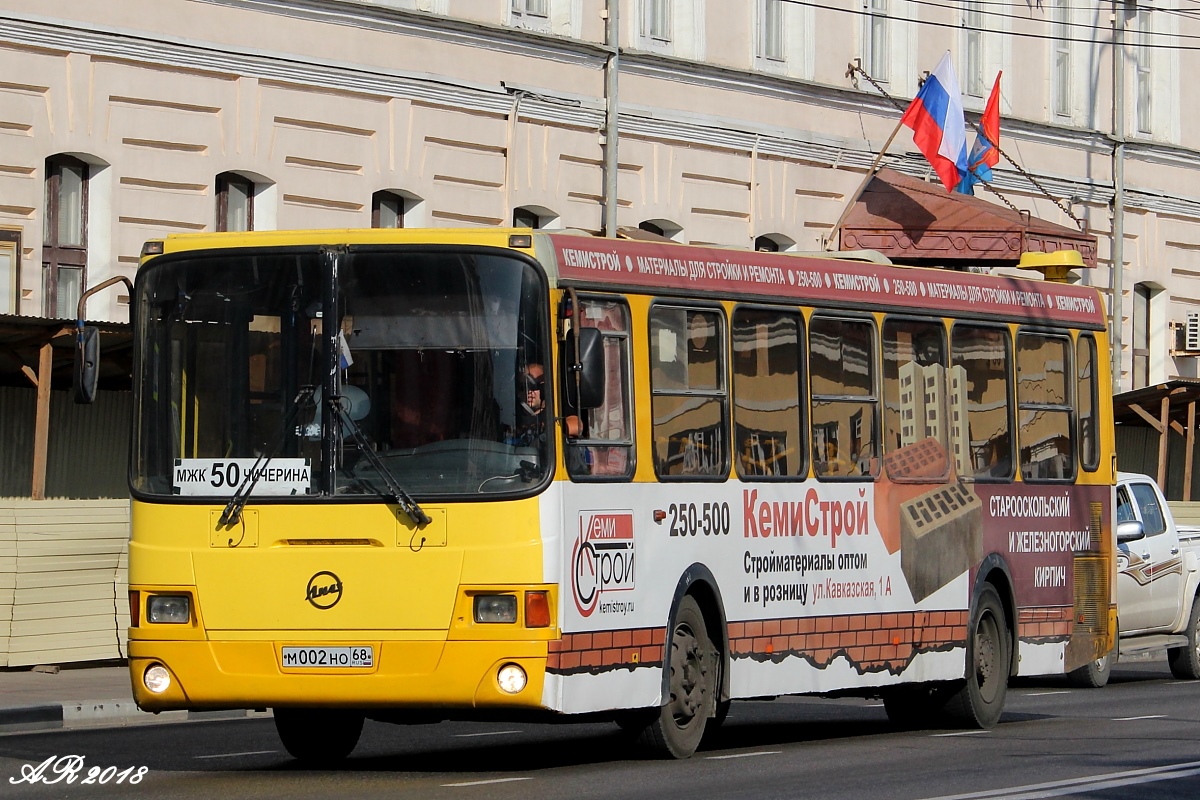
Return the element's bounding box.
[0,700,269,734]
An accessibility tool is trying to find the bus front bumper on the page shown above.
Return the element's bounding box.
[128,639,548,713]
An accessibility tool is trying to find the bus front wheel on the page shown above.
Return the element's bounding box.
[273,707,364,765]
[638,595,716,758]
[945,584,1010,728]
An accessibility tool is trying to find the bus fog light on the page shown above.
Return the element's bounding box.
[474,595,517,623]
[147,594,190,624]
[144,664,172,694]
[497,664,527,694]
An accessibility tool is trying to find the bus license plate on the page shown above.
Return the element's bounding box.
[281,646,374,668]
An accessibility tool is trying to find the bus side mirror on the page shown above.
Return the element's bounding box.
[564,327,604,410]
[73,325,100,405]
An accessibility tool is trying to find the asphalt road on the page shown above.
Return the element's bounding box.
[2,660,1198,800]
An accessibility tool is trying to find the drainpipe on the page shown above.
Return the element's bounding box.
[603,0,620,236]
[1111,1,1126,393]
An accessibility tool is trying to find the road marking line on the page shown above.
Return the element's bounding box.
[455,730,522,738]
[1023,691,1069,697]
[931,730,989,737]
[194,750,278,759]
[918,759,1200,800]
[443,777,532,787]
[1112,714,1167,721]
[705,750,782,760]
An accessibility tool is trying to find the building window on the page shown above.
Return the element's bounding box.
[511,0,548,18]
[963,1,984,98]
[864,0,889,82]
[758,0,784,61]
[0,229,20,315]
[513,208,540,229]
[755,233,795,252]
[639,219,682,241]
[650,305,728,479]
[1133,282,1151,389]
[373,191,406,228]
[642,0,671,42]
[1051,0,1071,117]
[1136,9,1152,134]
[809,315,879,479]
[216,172,253,233]
[44,155,89,319]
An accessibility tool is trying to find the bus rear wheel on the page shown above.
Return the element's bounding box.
[945,584,1010,728]
[638,595,716,758]
[273,707,364,765]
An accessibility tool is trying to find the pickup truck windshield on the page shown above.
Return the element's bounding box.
[131,246,550,500]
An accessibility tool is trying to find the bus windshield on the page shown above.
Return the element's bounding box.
[132,246,550,500]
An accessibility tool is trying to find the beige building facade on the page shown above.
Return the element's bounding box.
[1,0,1199,390]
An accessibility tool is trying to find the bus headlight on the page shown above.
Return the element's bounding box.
[143,664,172,694]
[497,664,527,694]
[147,594,191,624]
[474,595,517,623]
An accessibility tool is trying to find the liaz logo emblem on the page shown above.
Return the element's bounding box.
[305,571,343,609]
[571,511,635,617]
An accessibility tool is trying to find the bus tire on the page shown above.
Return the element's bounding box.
[1067,642,1115,688]
[1168,596,1200,680]
[638,595,716,758]
[945,583,1010,728]
[273,707,364,765]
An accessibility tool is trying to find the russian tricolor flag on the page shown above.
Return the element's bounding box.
[900,52,968,193]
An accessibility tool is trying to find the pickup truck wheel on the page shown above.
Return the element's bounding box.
[1067,644,1114,688]
[944,584,1010,728]
[1167,597,1200,680]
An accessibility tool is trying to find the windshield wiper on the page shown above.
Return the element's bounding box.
[334,397,431,527]
[218,385,318,527]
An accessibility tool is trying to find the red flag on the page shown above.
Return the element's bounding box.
[977,72,1001,169]
[956,72,1001,194]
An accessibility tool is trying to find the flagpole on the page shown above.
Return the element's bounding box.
[825,116,907,252]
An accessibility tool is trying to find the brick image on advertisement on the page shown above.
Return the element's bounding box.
[900,482,983,602]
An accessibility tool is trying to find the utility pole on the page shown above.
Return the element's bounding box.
[1111,1,1126,393]
[603,0,620,237]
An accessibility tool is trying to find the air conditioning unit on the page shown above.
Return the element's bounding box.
[1189,312,1200,352]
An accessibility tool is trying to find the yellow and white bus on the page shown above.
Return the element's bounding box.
[103,227,1115,762]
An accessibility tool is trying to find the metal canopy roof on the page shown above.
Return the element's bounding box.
[1114,379,1200,499]
[0,315,132,390]
[838,167,1098,268]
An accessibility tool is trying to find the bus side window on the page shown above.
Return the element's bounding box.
[881,317,950,482]
[809,315,879,480]
[732,307,806,479]
[650,305,729,479]
[566,298,634,480]
[950,324,1014,480]
[1077,333,1099,471]
[1017,331,1074,481]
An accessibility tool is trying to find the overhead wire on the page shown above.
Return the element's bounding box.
[780,0,1200,51]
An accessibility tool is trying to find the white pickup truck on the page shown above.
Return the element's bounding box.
[1071,472,1200,687]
